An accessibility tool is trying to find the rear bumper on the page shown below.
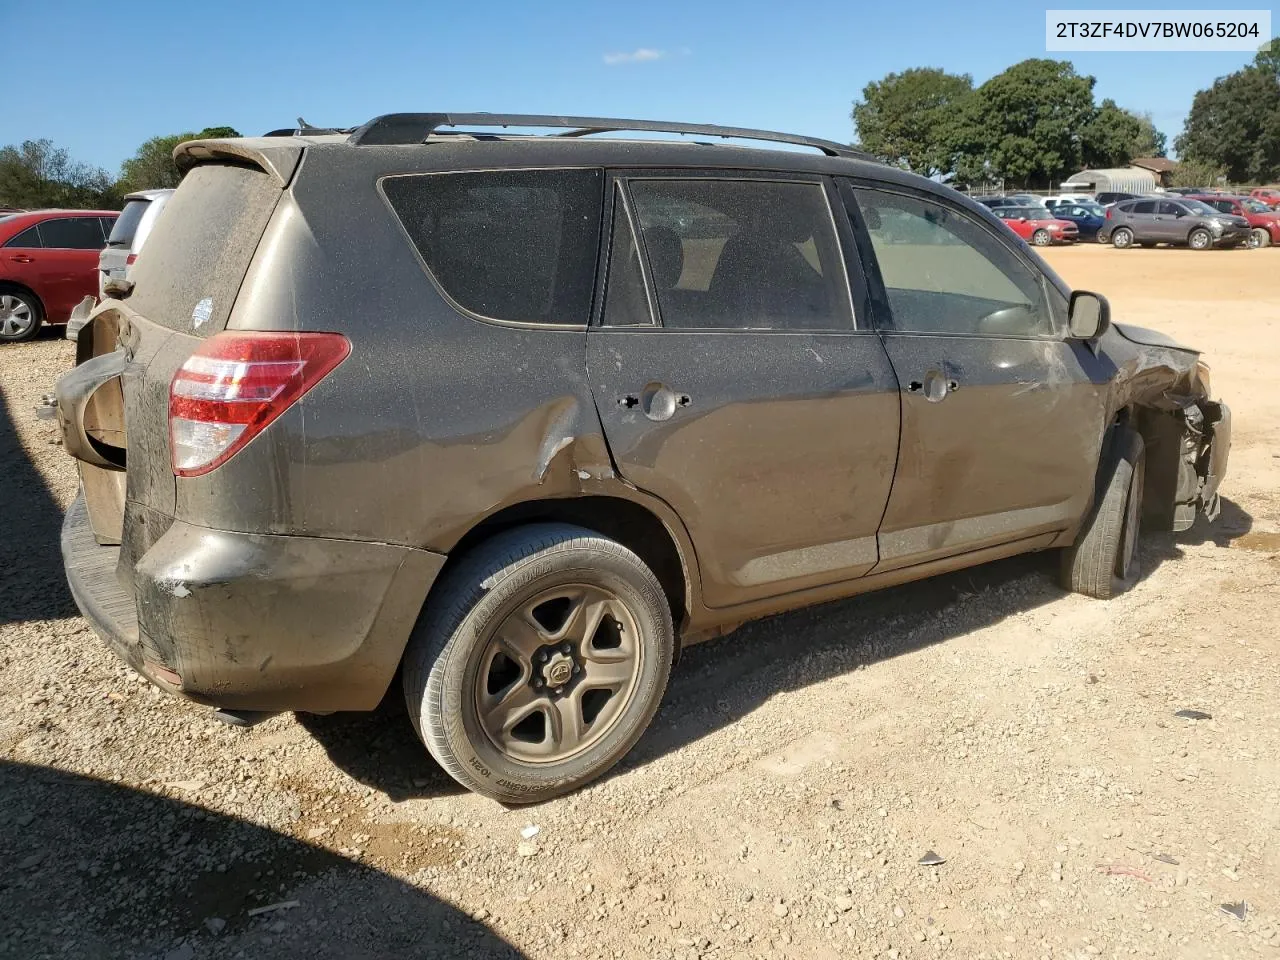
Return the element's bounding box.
[62,493,446,712]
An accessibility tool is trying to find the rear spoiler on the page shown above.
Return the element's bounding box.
[172,138,306,186]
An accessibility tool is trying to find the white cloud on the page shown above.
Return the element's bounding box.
[603,48,667,66]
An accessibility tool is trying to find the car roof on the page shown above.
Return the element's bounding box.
[123,189,176,201]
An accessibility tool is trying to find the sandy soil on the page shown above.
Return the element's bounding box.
[1,242,1278,960]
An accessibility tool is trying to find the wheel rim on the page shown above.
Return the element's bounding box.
[1119,463,1144,576]
[1114,230,1131,248]
[1190,231,1209,249]
[1033,231,1049,246]
[1249,230,1264,248]
[0,295,34,337]
[473,583,643,764]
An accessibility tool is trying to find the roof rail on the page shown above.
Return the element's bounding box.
[347,112,871,159]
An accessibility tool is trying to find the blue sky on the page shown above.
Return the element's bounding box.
[1,0,1263,172]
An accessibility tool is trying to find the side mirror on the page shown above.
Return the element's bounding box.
[1068,290,1110,341]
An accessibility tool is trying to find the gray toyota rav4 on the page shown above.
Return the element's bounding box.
[56,114,1231,803]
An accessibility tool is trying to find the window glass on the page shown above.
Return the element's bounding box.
[853,188,1055,338]
[99,217,116,241]
[1131,201,1156,214]
[108,200,150,247]
[625,179,853,331]
[1156,201,1180,216]
[383,168,603,325]
[3,225,42,248]
[38,216,107,249]
[601,188,653,327]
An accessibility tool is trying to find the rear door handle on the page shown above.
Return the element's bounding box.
[9,255,33,263]
[621,384,691,421]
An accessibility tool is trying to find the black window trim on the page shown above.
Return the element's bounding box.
[593,182,659,329]
[603,168,864,335]
[376,165,607,331]
[839,178,1067,342]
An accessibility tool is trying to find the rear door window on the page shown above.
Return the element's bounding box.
[623,178,853,331]
[1131,201,1156,215]
[382,168,604,326]
[37,216,105,249]
[127,165,283,335]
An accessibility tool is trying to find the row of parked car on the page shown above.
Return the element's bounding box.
[0,190,172,342]
[972,189,1280,251]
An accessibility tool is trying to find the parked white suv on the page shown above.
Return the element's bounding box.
[98,189,174,298]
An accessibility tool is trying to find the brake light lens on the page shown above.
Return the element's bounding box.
[169,332,350,477]
[125,254,137,266]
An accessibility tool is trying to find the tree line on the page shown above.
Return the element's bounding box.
[853,41,1280,189]
[0,127,239,210]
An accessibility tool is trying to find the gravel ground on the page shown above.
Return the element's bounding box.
[2,246,1279,960]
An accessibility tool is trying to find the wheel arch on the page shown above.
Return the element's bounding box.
[436,493,699,637]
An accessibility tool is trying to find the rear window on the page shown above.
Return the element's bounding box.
[107,199,151,247]
[381,168,604,325]
[127,165,282,335]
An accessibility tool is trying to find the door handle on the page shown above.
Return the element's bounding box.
[908,370,955,403]
[622,384,691,422]
[9,255,33,263]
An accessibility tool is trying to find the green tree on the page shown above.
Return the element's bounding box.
[1175,61,1280,183]
[960,59,1097,188]
[851,68,974,177]
[0,139,120,209]
[1083,100,1166,167]
[118,126,241,193]
[1170,159,1226,188]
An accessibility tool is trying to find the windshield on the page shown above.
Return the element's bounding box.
[1180,199,1218,216]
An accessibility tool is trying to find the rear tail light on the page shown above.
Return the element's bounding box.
[169,332,350,477]
[126,254,137,266]
[1105,207,1112,219]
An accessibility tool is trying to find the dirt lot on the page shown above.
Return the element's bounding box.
[1,244,1278,960]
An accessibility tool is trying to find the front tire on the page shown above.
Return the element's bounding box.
[0,290,42,343]
[1032,229,1051,246]
[1188,228,1212,250]
[403,524,674,804]
[1111,228,1134,249]
[1061,428,1146,599]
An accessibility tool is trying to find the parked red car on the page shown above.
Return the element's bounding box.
[1188,194,1280,248]
[0,209,117,342]
[991,205,1079,245]
[1250,188,1280,210]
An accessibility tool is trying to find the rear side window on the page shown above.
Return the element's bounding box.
[1131,201,1156,214]
[3,225,41,248]
[37,217,106,249]
[107,199,150,247]
[128,165,282,335]
[383,169,604,325]
[625,178,853,331]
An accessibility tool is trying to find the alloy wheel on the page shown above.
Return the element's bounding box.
[474,584,643,764]
[0,295,34,338]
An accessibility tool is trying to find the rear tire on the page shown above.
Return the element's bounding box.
[403,524,674,804]
[1060,428,1146,600]
[0,290,42,343]
[1188,228,1212,250]
[1111,228,1134,249]
[1249,227,1271,249]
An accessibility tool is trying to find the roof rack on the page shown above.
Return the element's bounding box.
[346,112,871,159]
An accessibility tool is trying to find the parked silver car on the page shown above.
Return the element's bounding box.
[1098,198,1250,250]
[98,189,174,297]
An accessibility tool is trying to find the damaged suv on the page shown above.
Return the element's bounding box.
[56,114,1230,803]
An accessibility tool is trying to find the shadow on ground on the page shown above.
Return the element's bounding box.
[0,759,525,959]
[302,498,1252,802]
[0,371,77,626]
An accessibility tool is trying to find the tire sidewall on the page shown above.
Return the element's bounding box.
[1113,228,1132,248]
[418,540,673,802]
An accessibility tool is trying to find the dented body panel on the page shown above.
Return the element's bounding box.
[57,132,1231,713]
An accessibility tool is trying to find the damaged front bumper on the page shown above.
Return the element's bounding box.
[1174,399,1231,531]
